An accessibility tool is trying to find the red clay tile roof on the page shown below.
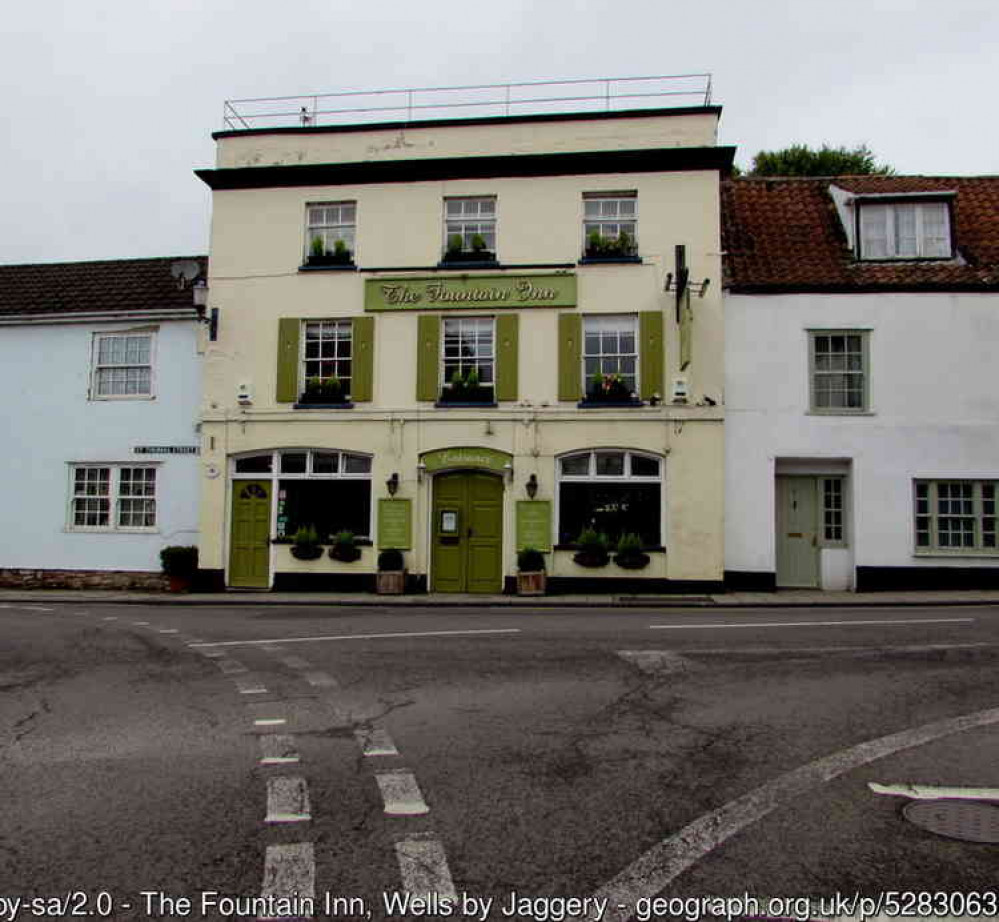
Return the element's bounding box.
[0,256,208,318]
[722,176,999,292]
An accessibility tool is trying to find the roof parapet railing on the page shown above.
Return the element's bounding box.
[221,74,714,131]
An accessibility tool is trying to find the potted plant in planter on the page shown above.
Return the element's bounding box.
[441,367,493,404]
[160,545,198,592]
[587,372,636,404]
[376,548,406,594]
[307,236,353,266]
[290,525,323,560]
[320,375,346,403]
[516,547,546,595]
[573,528,610,568]
[442,232,495,264]
[614,533,650,570]
[329,530,362,563]
[584,230,638,260]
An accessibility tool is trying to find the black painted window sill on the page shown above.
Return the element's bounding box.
[436,257,500,270]
[578,255,642,265]
[434,401,499,409]
[554,544,665,552]
[292,401,356,409]
[576,399,645,408]
[272,537,373,546]
[299,263,358,272]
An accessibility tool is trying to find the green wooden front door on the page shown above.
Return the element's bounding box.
[229,480,272,588]
[775,476,820,588]
[432,472,503,593]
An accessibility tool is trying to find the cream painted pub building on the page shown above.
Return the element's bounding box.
[195,80,731,593]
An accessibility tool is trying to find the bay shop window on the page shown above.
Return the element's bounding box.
[233,450,372,541]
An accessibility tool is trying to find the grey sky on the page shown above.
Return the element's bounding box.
[2,0,996,265]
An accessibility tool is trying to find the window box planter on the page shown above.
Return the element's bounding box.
[614,552,651,570]
[295,392,353,409]
[438,251,498,269]
[577,398,644,408]
[306,252,354,268]
[579,254,642,265]
[437,386,495,406]
[290,545,323,561]
[572,550,609,568]
[329,543,362,563]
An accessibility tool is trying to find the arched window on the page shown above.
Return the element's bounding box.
[557,450,662,547]
[233,450,372,540]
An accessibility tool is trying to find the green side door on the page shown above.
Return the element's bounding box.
[229,480,272,588]
[432,472,503,593]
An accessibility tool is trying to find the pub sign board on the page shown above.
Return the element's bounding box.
[365,274,576,312]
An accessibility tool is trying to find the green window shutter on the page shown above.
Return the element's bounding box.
[351,316,374,402]
[416,314,441,402]
[557,313,582,402]
[276,318,301,403]
[494,314,519,402]
[639,311,665,401]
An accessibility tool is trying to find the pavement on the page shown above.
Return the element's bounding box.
[3,587,999,607]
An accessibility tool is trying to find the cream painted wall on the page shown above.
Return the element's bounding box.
[216,112,720,169]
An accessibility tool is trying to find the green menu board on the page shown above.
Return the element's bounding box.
[378,499,412,549]
[516,501,552,552]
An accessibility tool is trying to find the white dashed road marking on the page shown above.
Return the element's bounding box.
[22,606,55,612]
[278,654,311,670]
[218,659,249,675]
[236,679,268,695]
[588,704,999,922]
[265,776,311,823]
[102,616,118,621]
[376,769,430,816]
[158,628,179,634]
[259,735,300,765]
[254,718,287,727]
[395,835,457,899]
[356,726,399,757]
[132,621,149,626]
[303,670,338,689]
[259,842,315,919]
[192,627,521,648]
[649,617,975,631]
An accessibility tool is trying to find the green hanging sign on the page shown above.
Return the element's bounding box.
[365,274,577,311]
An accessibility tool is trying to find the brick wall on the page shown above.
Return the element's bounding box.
[0,568,169,591]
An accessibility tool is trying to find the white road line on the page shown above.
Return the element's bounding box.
[279,654,312,670]
[132,621,149,626]
[259,735,300,765]
[158,628,180,634]
[683,642,992,656]
[303,670,339,689]
[191,627,521,649]
[265,776,311,823]
[395,835,458,900]
[236,679,268,695]
[22,606,54,612]
[869,781,999,801]
[259,842,315,920]
[218,659,249,675]
[356,726,399,757]
[102,616,118,621]
[588,704,999,922]
[376,769,430,815]
[649,617,975,631]
[617,650,697,675]
[255,718,287,727]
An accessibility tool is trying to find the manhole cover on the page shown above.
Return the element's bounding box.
[903,799,999,843]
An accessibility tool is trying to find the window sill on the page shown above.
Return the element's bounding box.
[436,258,500,270]
[273,537,373,546]
[913,548,999,558]
[299,263,357,272]
[434,401,499,409]
[577,399,645,408]
[855,255,954,263]
[806,409,874,417]
[554,544,665,553]
[292,401,355,409]
[578,255,642,265]
[65,527,159,535]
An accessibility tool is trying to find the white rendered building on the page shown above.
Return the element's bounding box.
[0,257,206,588]
[723,176,999,590]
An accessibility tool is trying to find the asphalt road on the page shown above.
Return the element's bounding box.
[2,601,999,921]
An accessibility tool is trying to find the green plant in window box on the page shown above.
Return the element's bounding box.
[329,530,362,563]
[470,233,488,254]
[290,525,323,560]
[160,545,198,592]
[376,547,406,594]
[320,375,345,402]
[614,532,650,570]
[588,372,632,403]
[573,528,610,568]
[307,235,353,267]
[446,234,464,256]
[444,232,493,263]
[585,230,637,260]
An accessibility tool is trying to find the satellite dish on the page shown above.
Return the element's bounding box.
[170,260,201,288]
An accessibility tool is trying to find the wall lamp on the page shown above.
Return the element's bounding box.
[386,472,400,497]
[193,281,219,341]
[526,473,539,499]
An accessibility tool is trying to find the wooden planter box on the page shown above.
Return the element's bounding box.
[516,571,546,596]
[376,570,406,595]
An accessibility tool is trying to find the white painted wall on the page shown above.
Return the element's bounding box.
[725,292,999,579]
[0,318,202,572]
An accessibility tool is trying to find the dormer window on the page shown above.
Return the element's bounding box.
[857,200,951,260]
